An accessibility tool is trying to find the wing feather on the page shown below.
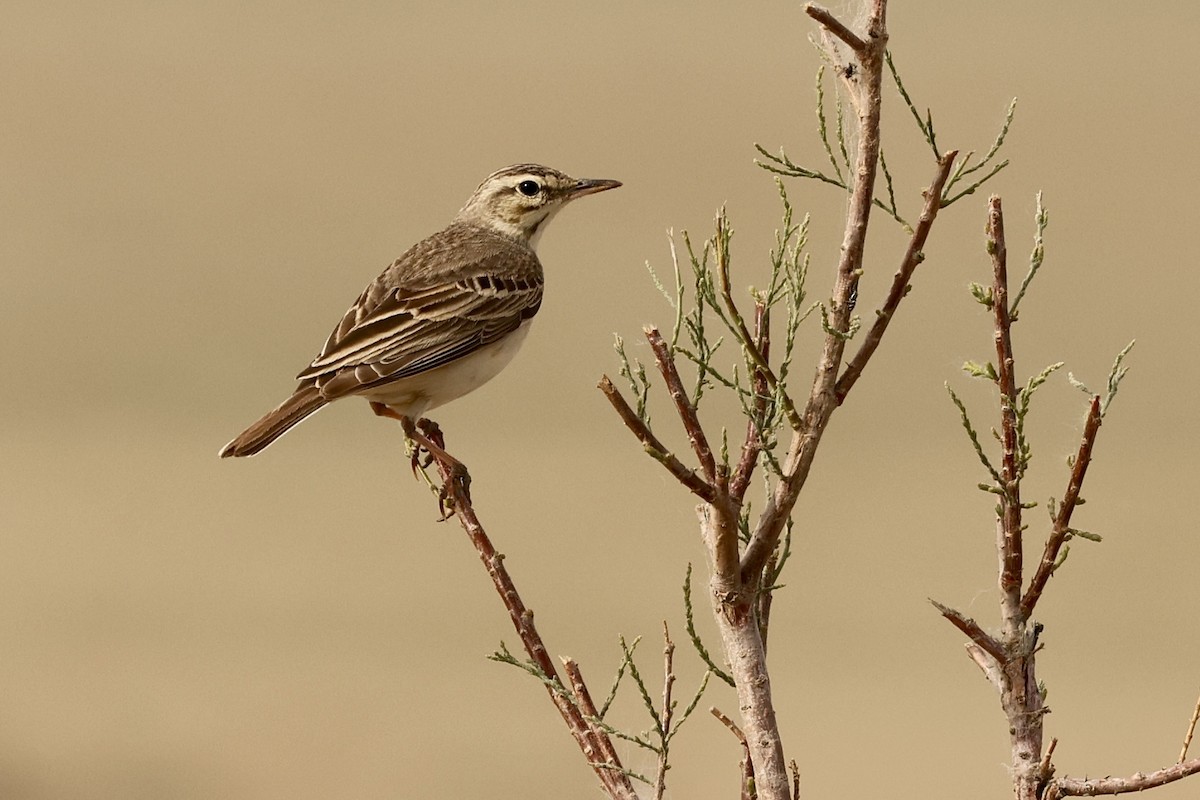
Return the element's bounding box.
[295,224,543,400]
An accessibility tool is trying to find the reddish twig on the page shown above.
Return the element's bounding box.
[804,2,868,51]
[1020,395,1102,619]
[835,150,958,402]
[987,195,1024,614]
[715,224,801,432]
[428,449,639,800]
[646,326,718,481]
[930,599,1007,664]
[598,375,719,505]
[730,301,770,503]
[563,658,628,781]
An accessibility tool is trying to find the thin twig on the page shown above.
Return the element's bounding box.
[836,149,958,402]
[804,2,867,51]
[563,658,627,778]
[645,326,719,481]
[730,301,770,502]
[654,623,676,800]
[930,598,1007,664]
[1181,690,1200,763]
[1020,395,1102,619]
[987,195,1024,616]
[427,446,639,800]
[714,222,801,431]
[598,375,719,504]
[711,707,756,800]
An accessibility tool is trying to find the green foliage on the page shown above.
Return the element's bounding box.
[886,50,1017,208]
[489,633,712,788]
[684,563,735,687]
[1068,340,1136,418]
[946,383,1005,491]
[1009,192,1048,320]
[757,52,1015,234]
[614,334,651,425]
[1015,362,1065,479]
[647,183,812,469]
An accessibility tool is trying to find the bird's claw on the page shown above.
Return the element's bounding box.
[436,464,471,519]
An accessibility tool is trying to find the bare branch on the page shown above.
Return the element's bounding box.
[1182,690,1200,763]
[711,707,756,800]
[930,598,1007,664]
[987,195,1024,623]
[1048,759,1200,798]
[1020,395,1102,619]
[804,3,867,52]
[965,643,1005,692]
[428,446,639,800]
[598,375,719,504]
[645,326,719,481]
[836,150,957,402]
[563,658,629,781]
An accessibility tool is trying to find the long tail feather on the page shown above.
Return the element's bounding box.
[220,386,328,458]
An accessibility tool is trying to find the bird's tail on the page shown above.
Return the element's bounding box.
[219,385,328,458]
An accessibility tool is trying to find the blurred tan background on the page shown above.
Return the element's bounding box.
[3,2,1198,798]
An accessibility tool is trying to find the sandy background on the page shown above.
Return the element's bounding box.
[3,2,1198,798]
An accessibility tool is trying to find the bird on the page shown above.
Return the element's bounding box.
[219,163,621,461]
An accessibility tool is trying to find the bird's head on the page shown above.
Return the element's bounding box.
[456,164,621,249]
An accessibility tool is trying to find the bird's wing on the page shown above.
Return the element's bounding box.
[296,247,543,400]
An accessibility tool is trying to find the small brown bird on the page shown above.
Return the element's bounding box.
[220,164,621,459]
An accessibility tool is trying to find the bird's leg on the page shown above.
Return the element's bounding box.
[370,402,429,472]
[370,403,471,513]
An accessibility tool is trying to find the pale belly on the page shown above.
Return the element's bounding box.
[360,323,532,419]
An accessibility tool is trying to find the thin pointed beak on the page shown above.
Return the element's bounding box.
[570,178,622,198]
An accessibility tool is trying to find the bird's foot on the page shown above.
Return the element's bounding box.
[371,404,472,515]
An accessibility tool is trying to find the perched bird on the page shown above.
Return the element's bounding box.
[220,164,621,459]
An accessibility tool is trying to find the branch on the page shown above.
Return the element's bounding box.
[987,195,1024,620]
[598,375,719,505]
[1182,689,1200,763]
[1020,394,1102,619]
[739,0,888,584]
[930,598,1007,664]
[836,150,958,402]
[729,301,770,502]
[645,326,719,480]
[714,218,802,431]
[710,707,756,800]
[563,658,628,780]
[1048,759,1200,798]
[426,444,639,800]
[804,3,867,52]
[653,623,676,800]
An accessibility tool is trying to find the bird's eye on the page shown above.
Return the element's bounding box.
[517,180,541,197]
